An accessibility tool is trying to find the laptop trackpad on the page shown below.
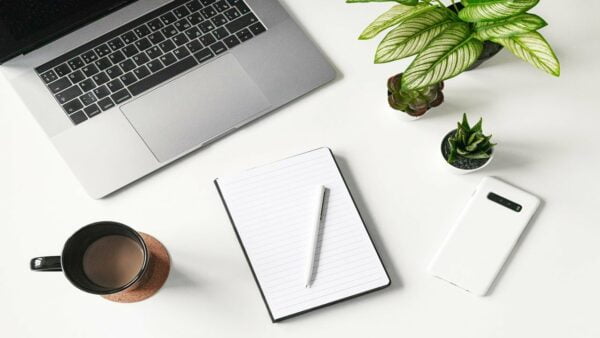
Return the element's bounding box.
[121,54,271,162]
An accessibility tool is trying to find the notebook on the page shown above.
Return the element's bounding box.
[214,148,390,322]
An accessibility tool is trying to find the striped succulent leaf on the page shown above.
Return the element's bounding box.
[375,8,454,63]
[491,32,560,76]
[459,0,539,22]
[358,4,434,40]
[474,13,546,40]
[401,23,483,90]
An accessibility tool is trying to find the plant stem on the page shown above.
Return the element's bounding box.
[451,0,459,13]
[434,0,459,18]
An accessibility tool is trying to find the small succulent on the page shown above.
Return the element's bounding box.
[387,73,443,116]
[447,114,495,164]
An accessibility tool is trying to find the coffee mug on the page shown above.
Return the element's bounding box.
[31,221,170,302]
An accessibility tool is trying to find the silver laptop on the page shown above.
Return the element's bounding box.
[0,0,335,198]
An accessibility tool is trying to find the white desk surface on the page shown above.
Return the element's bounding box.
[2,1,599,337]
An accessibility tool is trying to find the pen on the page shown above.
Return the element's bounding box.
[305,185,326,288]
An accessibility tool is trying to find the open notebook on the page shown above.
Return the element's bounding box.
[215,148,390,322]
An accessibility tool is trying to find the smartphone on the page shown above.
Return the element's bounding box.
[428,177,541,296]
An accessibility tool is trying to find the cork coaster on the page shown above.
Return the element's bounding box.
[103,233,170,303]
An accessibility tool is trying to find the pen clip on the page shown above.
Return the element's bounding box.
[319,187,327,222]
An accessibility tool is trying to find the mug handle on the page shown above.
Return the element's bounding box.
[30,256,62,271]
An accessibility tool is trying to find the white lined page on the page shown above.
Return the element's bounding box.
[216,148,389,320]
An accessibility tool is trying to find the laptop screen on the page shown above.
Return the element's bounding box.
[0,0,136,63]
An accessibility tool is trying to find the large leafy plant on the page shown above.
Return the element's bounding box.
[348,0,560,91]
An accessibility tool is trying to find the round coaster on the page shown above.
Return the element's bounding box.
[103,232,170,303]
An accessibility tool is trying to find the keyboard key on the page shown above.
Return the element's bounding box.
[95,44,112,57]
[48,77,72,94]
[212,14,227,26]
[198,21,215,33]
[214,0,230,12]
[213,27,228,39]
[79,92,97,106]
[172,33,189,46]
[226,13,257,33]
[148,31,166,44]
[134,37,152,51]
[54,63,72,77]
[210,41,227,54]
[161,24,179,38]
[134,25,151,38]
[97,97,115,111]
[63,99,84,114]
[199,33,216,46]
[108,37,125,51]
[249,22,266,35]
[185,26,202,39]
[79,78,96,92]
[159,40,177,53]
[234,1,251,14]
[128,56,198,96]
[186,0,202,12]
[108,50,126,64]
[188,12,204,25]
[82,64,100,77]
[173,46,191,59]
[69,111,87,125]
[68,70,86,84]
[119,59,137,72]
[111,89,132,104]
[175,18,192,32]
[107,79,125,92]
[120,72,138,86]
[148,18,164,31]
[56,86,83,103]
[147,59,164,73]
[236,28,252,42]
[68,57,84,70]
[160,52,177,66]
[94,85,111,99]
[106,65,123,79]
[223,35,240,48]
[121,31,138,44]
[146,46,162,59]
[187,40,203,53]
[92,72,110,86]
[200,6,217,19]
[122,45,139,57]
[173,6,191,19]
[224,8,240,20]
[160,12,177,25]
[194,48,214,63]
[202,0,217,5]
[95,57,112,71]
[84,104,101,118]
[81,50,98,64]
[40,70,58,84]
[133,65,151,79]
[133,52,150,66]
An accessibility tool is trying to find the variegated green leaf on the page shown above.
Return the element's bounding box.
[375,8,454,63]
[358,4,434,40]
[474,13,546,40]
[492,31,560,76]
[459,0,539,22]
[402,23,483,90]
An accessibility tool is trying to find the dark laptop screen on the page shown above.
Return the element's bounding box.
[0,0,136,63]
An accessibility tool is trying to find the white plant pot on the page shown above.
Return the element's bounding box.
[396,111,426,121]
[441,130,495,175]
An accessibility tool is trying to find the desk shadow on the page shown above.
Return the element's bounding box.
[163,265,200,289]
[334,155,404,291]
[485,197,545,296]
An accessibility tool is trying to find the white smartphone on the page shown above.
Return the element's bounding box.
[428,177,541,296]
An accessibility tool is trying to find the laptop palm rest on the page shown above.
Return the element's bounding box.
[121,54,271,163]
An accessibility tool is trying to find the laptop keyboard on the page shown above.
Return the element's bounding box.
[35,0,266,126]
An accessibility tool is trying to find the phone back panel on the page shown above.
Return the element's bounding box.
[429,177,541,296]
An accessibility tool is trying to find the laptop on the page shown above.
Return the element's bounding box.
[0,0,335,198]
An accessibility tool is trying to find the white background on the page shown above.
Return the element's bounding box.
[2,1,599,337]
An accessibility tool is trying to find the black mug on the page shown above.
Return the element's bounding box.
[31,221,150,295]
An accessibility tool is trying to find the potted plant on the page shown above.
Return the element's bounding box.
[442,113,495,174]
[349,0,560,117]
